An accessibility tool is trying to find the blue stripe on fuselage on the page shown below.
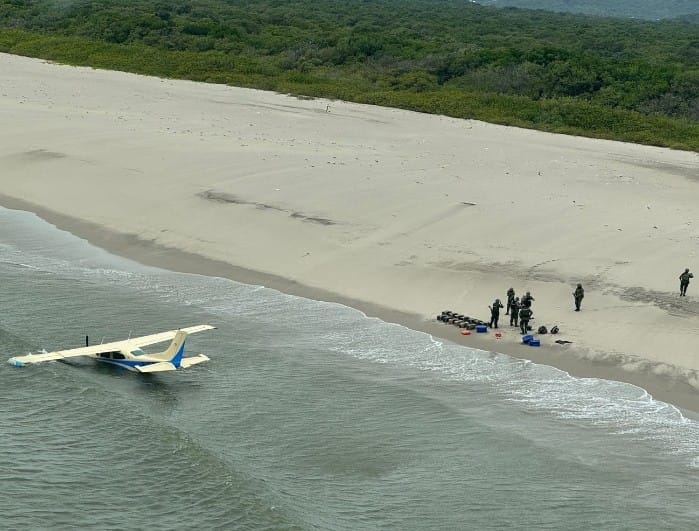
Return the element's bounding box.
[95,358,159,371]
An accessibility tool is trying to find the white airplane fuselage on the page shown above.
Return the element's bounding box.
[92,348,174,371]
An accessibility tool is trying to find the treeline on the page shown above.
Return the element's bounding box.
[1,0,697,150]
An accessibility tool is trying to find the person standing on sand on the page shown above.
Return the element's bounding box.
[519,305,533,335]
[573,283,585,311]
[506,287,515,315]
[509,297,520,327]
[489,298,504,328]
[679,268,693,296]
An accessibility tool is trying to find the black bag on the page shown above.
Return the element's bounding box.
[550,325,559,334]
[537,326,548,334]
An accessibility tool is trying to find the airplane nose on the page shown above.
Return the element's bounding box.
[8,358,24,367]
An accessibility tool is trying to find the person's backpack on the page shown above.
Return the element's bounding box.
[550,325,559,334]
[537,326,547,334]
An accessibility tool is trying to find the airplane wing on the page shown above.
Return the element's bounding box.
[9,341,136,366]
[125,324,216,349]
[8,325,215,367]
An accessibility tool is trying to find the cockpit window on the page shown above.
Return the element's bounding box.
[98,351,124,359]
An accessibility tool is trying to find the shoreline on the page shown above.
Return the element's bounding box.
[1,52,697,416]
[4,194,699,415]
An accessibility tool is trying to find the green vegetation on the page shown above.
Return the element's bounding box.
[1,0,698,150]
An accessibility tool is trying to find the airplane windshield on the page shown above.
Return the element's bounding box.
[131,348,145,356]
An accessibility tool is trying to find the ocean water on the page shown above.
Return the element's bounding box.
[1,207,697,530]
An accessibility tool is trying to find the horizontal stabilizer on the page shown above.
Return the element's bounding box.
[135,362,177,373]
[179,354,210,368]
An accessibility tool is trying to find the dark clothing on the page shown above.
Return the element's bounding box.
[573,286,584,311]
[489,300,504,328]
[679,271,692,296]
[506,288,515,315]
[519,307,532,335]
[521,294,534,309]
[509,301,520,326]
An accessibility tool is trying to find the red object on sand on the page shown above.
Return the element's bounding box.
[461,330,471,335]
[495,332,502,338]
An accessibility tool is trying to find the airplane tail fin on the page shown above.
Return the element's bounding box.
[151,330,188,367]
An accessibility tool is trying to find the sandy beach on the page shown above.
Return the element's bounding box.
[1,52,698,410]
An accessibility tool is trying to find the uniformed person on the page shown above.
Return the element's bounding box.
[679,268,693,296]
[519,305,533,335]
[509,297,520,327]
[573,283,584,311]
[506,287,515,315]
[489,298,504,328]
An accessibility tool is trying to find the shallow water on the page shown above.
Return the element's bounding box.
[1,208,697,530]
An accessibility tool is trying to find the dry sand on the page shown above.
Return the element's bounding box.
[1,52,698,410]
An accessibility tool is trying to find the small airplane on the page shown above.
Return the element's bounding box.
[7,324,215,373]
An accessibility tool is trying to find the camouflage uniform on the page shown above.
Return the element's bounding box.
[489,299,504,328]
[506,287,515,315]
[573,284,584,311]
[519,307,533,335]
[521,292,535,309]
[679,269,692,296]
[509,297,520,327]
